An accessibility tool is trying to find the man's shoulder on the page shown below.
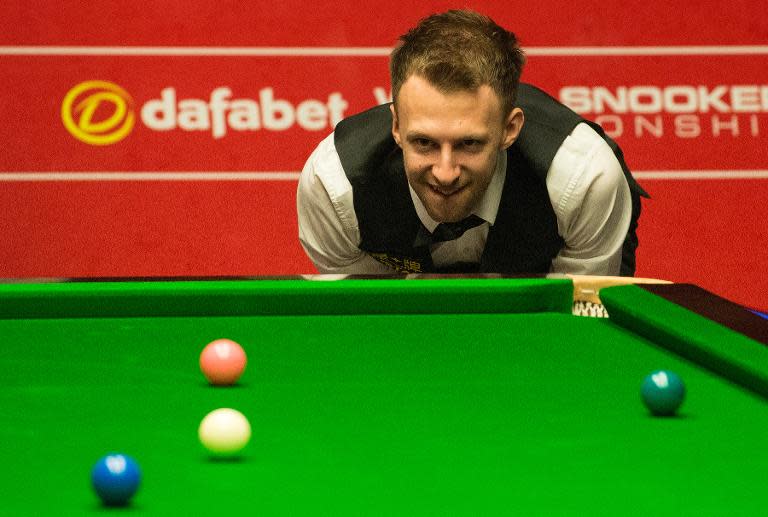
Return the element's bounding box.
[335,103,393,136]
[517,83,583,130]
[333,103,400,183]
[509,84,585,180]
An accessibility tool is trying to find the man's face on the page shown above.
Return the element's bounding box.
[391,75,524,223]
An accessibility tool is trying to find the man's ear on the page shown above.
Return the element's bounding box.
[501,107,524,149]
[390,104,402,147]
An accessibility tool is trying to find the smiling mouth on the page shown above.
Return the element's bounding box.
[429,184,466,197]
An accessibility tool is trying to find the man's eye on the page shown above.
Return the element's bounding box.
[461,139,481,149]
[412,138,434,150]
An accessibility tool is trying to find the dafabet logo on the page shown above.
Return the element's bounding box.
[61,81,135,145]
[61,80,350,146]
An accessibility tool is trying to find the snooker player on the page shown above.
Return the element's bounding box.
[297,9,647,276]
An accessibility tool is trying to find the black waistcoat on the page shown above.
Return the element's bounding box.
[333,83,647,275]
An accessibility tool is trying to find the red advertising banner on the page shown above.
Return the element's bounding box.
[2,53,767,171]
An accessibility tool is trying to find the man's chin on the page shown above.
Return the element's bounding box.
[425,204,472,223]
[417,187,475,222]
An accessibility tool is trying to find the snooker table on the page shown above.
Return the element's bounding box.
[1,276,767,515]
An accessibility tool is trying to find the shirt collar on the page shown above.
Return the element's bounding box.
[408,150,507,232]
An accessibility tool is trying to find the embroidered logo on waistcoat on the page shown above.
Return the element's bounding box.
[369,253,424,273]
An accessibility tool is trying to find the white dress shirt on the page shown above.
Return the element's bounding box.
[297,122,631,276]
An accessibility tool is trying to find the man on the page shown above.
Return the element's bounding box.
[297,10,646,276]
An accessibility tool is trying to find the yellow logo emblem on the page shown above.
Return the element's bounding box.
[61,80,135,145]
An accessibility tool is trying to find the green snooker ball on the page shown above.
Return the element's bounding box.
[641,370,686,416]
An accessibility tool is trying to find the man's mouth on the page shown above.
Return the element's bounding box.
[429,184,466,197]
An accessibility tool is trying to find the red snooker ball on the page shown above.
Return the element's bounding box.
[199,339,247,386]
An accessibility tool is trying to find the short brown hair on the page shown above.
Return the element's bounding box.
[390,10,526,116]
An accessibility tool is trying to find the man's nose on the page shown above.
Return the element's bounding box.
[432,145,461,186]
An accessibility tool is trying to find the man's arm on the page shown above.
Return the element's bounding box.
[548,123,632,276]
[297,133,394,274]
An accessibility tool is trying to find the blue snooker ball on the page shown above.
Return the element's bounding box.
[641,370,686,416]
[91,453,141,506]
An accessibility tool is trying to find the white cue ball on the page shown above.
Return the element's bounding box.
[198,408,251,457]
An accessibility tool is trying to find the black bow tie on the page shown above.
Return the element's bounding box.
[414,214,486,247]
